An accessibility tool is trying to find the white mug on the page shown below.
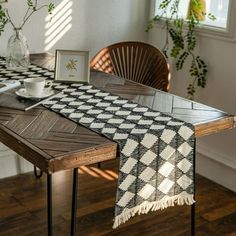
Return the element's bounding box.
[24,78,52,97]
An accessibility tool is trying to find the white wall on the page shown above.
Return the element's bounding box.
[148,16,236,191]
[2,0,235,192]
[0,0,150,178]
[0,0,149,57]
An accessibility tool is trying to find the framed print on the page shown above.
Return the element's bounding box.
[55,50,90,83]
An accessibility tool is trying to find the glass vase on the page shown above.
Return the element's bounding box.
[6,28,30,71]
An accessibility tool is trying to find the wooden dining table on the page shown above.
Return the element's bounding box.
[0,53,235,236]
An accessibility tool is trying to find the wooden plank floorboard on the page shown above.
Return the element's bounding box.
[0,160,236,236]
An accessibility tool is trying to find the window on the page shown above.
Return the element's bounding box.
[154,0,230,29]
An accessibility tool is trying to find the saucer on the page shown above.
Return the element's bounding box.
[15,88,55,99]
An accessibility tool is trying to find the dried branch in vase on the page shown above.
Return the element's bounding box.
[0,0,54,33]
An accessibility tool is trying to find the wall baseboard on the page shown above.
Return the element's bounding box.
[0,144,33,179]
[197,144,236,170]
[196,145,236,192]
[0,144,235,192]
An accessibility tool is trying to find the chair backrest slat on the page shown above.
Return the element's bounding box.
[90,41,170,92]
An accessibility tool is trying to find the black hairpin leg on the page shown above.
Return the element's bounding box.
[71,168,78,236]
[191,204,195,236]
[47,174,53,236]
[97,162,101,169]
[191,138,196,236]
[34,166,43,178]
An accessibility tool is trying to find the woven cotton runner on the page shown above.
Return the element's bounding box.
[0,57,55,82]
[0,58,195,228]
[42,83,195,228]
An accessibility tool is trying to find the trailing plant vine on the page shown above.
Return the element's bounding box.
[146,0,216,99]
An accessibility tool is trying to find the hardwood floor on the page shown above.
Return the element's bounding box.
[0,159,236,236]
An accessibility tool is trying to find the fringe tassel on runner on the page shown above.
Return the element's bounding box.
[113,192,195,229]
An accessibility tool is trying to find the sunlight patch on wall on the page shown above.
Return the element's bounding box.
[44,0,73,51]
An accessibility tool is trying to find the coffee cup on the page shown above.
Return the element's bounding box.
[24,78,52,97]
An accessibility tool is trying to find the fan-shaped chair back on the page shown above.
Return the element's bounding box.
[90,41,170,91]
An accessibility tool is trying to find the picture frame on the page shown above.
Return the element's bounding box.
[54,50,90,83]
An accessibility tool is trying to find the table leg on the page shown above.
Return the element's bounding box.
[71,168,78,236]
[191,204,195,236]
[34,166,43,178]
[191,138,196,236]
[47,174,53,236]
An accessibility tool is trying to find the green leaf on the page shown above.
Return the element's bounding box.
[159,0,172,9]
[176,51,189,70]
[48,3,55,14]
[207,13,216,21]
[27,0,33,7]
[146,0,213,99]
[0,7,8,36]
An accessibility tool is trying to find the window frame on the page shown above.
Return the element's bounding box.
[150,0,236,42]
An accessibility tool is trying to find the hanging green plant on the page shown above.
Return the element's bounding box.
[146,0,216,100]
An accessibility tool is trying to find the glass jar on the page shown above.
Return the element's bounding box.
[6,28,30,71]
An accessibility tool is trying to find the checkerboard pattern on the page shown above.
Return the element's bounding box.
[0,57,55,83]
[0,57,195,228]
[42,83,195,228]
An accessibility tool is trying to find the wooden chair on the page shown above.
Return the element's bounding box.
[91,42,170,169]
[90,41,170,91]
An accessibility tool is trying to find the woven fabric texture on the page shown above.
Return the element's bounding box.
[42,83,195,228]
[0,58,195,228]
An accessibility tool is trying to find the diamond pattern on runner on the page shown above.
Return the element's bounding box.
[89,122,105,129]
[178,126,194,140]
[178,142,192,157]
[158,162,175,177]
[141,133,158,149]
[177,175,192,189]
[121,158,138,174]
[119,175,136,191]
[138,184,156,200]
[160,129,176,144]
[14,65,195,229]
[113,133,129,140]
[177,159,192,173]
[140,150,157,165]
[158,178,174,194]
[122,139,139,157]
[160,146,176,160]
[139,167,156,182]
[117,192,135,207]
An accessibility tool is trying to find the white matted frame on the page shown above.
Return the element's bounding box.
[55,50,90,83]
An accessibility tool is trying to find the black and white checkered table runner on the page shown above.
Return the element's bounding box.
[0,57,55,82]
[43,84,195,228]
[0,58,195,228]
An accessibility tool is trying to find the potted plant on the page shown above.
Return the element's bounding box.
[0,0,54,71]
[146,0,215,100]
